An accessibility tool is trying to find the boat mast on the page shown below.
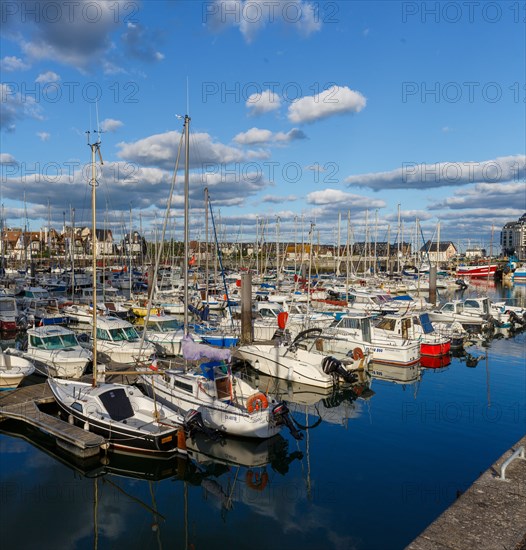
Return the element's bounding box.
[70,206,75,301]
[183,114,190,335]
[397,203,401,273]
[87,130,103,387]
[129,203,132,299]
[204,187,209,303]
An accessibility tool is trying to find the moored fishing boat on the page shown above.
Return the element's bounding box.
[140,335,301,439]
[373,313,451,356]
[456,264,497,278]
[319,313,421,366]
[512,265,526,283]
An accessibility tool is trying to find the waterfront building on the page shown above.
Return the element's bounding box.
[501,213,526,260]
[419,241,457,264]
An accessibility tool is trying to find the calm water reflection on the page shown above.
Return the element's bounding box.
[1,282,525,550]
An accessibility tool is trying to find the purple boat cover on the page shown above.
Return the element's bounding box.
[181,334,231,362]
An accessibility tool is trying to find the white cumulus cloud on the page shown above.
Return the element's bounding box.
[0,56,30,72]
[0,153,17,164]
[246,89,282,115]
[100,118,124,132]
[36,131,51,141]
[288,86,367,124]
[307,189,385,209]
[233,127,306,145]
[35,71,61,83]
[205,0,322,43]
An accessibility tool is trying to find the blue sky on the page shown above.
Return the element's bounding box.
[1,0,524,252]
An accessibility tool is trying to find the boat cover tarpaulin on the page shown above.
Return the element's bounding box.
[420,313,434,334]
[181,335,231,362]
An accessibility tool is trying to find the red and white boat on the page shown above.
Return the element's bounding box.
[0,296,18,331]
[456,264,497,278]
[373,313,451,357]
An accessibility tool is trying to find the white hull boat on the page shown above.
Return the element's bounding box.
[0,352,35,390]
[7,325,91,379]
[140,336,301,439]
[92,315,156,364]
[235,329,368,389]
[320,314,421,366]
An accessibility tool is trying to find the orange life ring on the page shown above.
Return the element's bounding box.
[246,392,269,414]
[352,347,364,360]
[246,470,269,491]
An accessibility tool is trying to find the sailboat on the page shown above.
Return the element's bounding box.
[48,130,194,457]
[138,116,301,440]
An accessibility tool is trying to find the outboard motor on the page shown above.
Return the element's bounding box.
[183,409,221,440]
[322,355,358,384]
[455,279,468,290]
[272,402,303,440]
[508,310,526,327]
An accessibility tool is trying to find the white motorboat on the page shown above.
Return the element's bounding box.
[0,352,35,390]
[319,313,421,366]
[7,325,91,379]
[427,299,493,328]
[91,315,157,364]
[235,328,368,389]
[139,314,189,357]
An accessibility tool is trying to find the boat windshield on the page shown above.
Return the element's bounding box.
[0,301,15,312]
[148,319,182,332]
[108,326,139,341]
[60,333,79,347]
[32,334,77,350]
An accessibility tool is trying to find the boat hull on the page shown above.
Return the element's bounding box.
[456,265,497,278]
[140,375,280,439]
[0,353,35,390]
[48,380,185,457]
[235,345,335,388]
[420,340,451,356]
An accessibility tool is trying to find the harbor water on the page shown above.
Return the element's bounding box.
[1,282,525,550]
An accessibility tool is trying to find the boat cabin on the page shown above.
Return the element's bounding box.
[330,315,372,343]
[374,313,435,339]
[28,326,81,351]
[462,298,490,316]
[95,318,140,343]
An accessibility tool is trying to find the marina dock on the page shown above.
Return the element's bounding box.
[0,382,105,458]
[406,435,526,550]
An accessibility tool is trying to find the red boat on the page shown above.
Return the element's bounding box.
[456,264,497,278]
[420,354,452,369]
[420,339,451,357]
